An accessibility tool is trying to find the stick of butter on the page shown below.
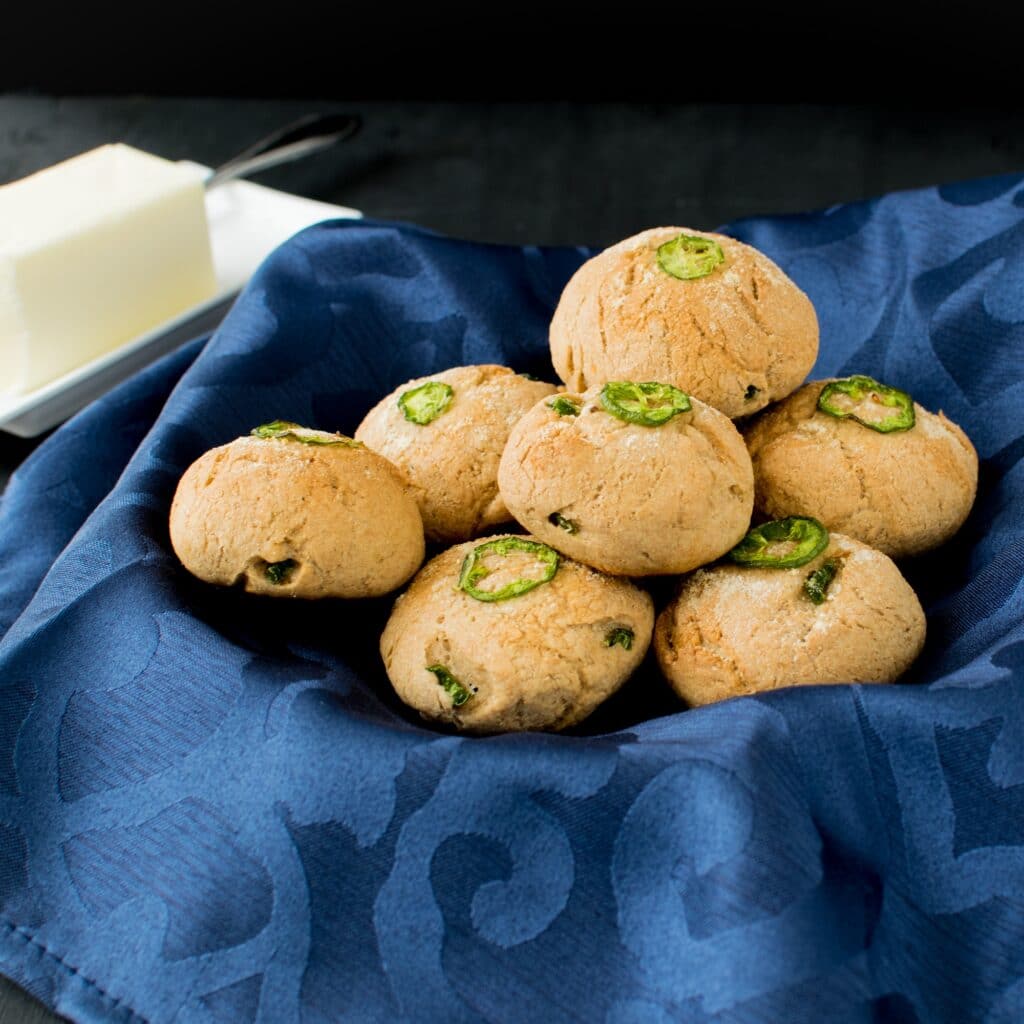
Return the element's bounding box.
[0,144,217,394]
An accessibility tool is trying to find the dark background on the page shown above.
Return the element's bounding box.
[1,14,1022,1021]
[2,8,1017,103]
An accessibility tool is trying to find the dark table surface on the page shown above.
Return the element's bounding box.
[1,95,1022,1023]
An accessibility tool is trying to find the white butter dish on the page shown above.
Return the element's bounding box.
[0,168,359,437]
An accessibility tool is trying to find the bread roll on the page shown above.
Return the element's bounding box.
[170,422,424,598]
[550,227,818,418]
[381,535,653,733]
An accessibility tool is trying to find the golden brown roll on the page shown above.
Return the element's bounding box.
[355,365,558,543]
[550,227,818,418]
[745,377,978,557]
[169,421,424,598]
[497,381,753,576]
[381,535,654,733]
[655,528,926,707]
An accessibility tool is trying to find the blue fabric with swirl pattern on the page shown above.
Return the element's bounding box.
[1,175,1024,1023]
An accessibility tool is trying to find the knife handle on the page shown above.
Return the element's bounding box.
[205,112,361,190]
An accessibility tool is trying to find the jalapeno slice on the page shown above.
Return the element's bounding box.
[657,233,726,280]
[398,381,454,425]
[426,665,472,707]
[727,516,830,569]
[548,512,579,534]
[251,421,362,446]
[457,537,560,602]
[804,559,839,605]
[549,396,581,417]
[264,559,297,585]
[817,375,915,433]
[252,419,300,439]
[604,627,634,651]
[599,381,692,427]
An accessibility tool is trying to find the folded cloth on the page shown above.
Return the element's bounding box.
[1,175,1023,1024]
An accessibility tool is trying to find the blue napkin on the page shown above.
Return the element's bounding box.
[1,176,1023,1024]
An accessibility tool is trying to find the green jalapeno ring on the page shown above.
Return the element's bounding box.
[549,396,581,417]
[457,537,560,602]
[398,381,454,425]
[252,420,297,439]
[599,381,692,427]
[604,627,634,651]
[727,516,830,570]
[817,375,915,433]
[426,665,473,707]
[804,559,840,605]
[251,421,362,447]
[656,233,726,280]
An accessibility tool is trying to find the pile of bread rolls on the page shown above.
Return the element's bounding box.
[170,228,978,733]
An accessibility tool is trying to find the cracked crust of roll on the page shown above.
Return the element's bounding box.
[655,533,926,707]
[381,536,654,733]
[497,386,754,576]
[549,227,818,419]
[169,434,424,598]
[744,380,978,558]
[355,365,558,543]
